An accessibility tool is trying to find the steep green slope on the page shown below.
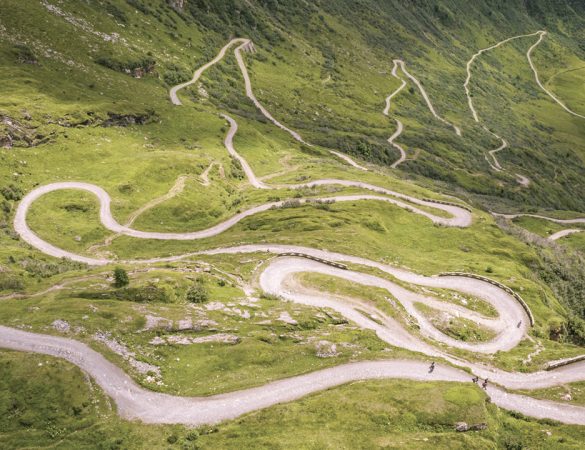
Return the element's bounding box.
[1,0,585,211]
[2,349,585,449]
[1,1,585,446]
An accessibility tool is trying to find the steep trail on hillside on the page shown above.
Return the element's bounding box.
[464,31,546,184]
[232,40,370,171]
[549,229,583,241]
[494,212,585,242]
[219,113,459,217]
[383,60,408,168]
[169,38,248,106]
[527,31,585,120]
[170,38,368,171]
[393,60,462,136]
[8,39,585,427]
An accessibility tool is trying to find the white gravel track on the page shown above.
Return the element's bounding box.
[5,38,585,427]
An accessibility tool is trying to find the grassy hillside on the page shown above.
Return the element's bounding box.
[1,0,585,211]
[1,349,585,449]
[1,0,585,446]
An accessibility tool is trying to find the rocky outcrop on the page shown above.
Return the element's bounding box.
[102,111,157,127]
[167,0,186,11]
[454,422,488,432]
[1,115,52,148]
[454,422,468,432]
[0,133,12,149]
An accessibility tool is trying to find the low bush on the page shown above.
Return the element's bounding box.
[186,283,209,303]
[0,274,24,291]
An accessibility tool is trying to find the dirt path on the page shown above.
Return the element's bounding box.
[464,31,544,184]
[494,212,585,241]
[393,60,462,136]
[3,325,584,426]
[545,65,585,87]
[15,180,471,266]
[233,40,370,171]
[383,58,465,168]
[7,38,585,427]
[387,119,406,168]
[493,212,585,225]
[87,174,190,254]
[464,31,543,122]
[199,162,217,187]
[526,31,585,120]
[383,64,408,168]
[549,229,583,241]
[169,38,248,106]
[172,38,369,171]
[2,253,585,425]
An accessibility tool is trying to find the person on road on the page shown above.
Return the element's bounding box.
[472,376,479,383]
[429,361,435,373]
[517,320,522,328]
[482,378,489,390]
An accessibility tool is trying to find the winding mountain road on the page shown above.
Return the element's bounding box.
[527,31,585,120]
[494,212,585,241]
[393,60,462,136]
[2,325,585,425]
[549,229,583,241]
[170,37,369,171]
[6,38,585,427]
[464,31,545,182]
[169,38,248,106]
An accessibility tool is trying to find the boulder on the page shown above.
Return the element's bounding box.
[167,0,186,11]
[454,422,469,432]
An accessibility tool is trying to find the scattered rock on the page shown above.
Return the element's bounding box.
[0,133,12,149]
[233,308,251,319]
[561,393,572,401]
[191,333,239,345]
[94,331,160,376]
[102,111,156,127]
[197,84,209,99]
[167,0,186,11]
[192,319,218,331]
[149,336,165,345]
[206,302,225,311]
[52,319,70,333]
[315,340,339,358]
[455,422,469,432]
[150,333,240,346]
[278,311,298,325]
[176,317,193,331]
[143,314,173,331]
[469,423,488,431]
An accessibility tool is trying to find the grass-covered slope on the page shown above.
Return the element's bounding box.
[2,349,585,449]
[1,0,585,446]
[1,0,585,211]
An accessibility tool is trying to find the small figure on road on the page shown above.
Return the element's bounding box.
[429,361,435,373]
[482,378,489,390]
[472,376,479,383]
[517,320,522,328]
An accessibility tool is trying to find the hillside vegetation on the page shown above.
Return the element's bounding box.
[1,0,585,448]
